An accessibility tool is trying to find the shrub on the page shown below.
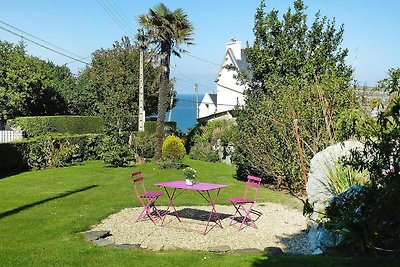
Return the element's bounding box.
[144,121,157,133]
[325,68,400,255]
[189,119,235,162]
[161,135,185,169]
[130,131,156,158]
[326,161,369,195]
[0,142,30,173]
[0,133,102,174]
[145,121,177,134]
[100,134,132,167]
[13,116,103,137]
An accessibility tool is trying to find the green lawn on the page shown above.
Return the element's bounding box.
[0,159,398,266]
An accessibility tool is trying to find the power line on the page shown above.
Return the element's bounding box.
[0,19,87,61]
[104,0,136,34]
[177,98,242,108]
[183,52,220,67]
[0,25,90,65]
[97,0,135,36]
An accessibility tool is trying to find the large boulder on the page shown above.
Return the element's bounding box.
[306,140,364,211]
[306,140,364,254]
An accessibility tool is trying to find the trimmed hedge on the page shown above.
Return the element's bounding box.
[0,134,102,174]
[144,121,177,133]
[14,116,103,137]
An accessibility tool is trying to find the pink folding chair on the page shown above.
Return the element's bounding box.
[228,175,262,231]
[131,171,163,225]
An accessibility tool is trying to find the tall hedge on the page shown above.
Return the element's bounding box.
[0,134,102,174]
[14,116,103,137]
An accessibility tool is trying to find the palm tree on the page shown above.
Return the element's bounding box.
[138,3,194,160]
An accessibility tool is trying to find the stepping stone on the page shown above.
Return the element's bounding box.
[83,230,110,241]
[263,246,284,256]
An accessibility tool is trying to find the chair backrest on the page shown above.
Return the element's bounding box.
[131,171,147,197]
[243,175,262,202]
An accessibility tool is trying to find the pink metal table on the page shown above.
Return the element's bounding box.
[154,180,227,235]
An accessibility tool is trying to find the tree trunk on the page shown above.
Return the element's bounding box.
[154,45,171,160]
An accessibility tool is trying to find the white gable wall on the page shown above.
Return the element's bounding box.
[198,92,217,119]
[216,50,245,113]
[197,40,247,120]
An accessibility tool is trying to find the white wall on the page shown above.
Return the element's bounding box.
[198,93,217,119]
[216,51,245,113]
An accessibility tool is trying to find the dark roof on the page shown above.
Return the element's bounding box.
[209,93,217,105]
[236,49,252,79]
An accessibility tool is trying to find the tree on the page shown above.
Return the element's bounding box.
[234,0,357,190]
[138,3,194,160]
[0,40,72,125]
[77,37,160,134]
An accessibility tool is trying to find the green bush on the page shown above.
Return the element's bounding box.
[14,116,103,137]
[326,161,369,195]
[0,134,102,173]
[144,121,157,133]
[0,141,30,173]
[189,119,235,162]
[144,121,177,134]
[325,68,400,255]
[161,135,185,169]
[130,131,156,158]
[100,134,132,167]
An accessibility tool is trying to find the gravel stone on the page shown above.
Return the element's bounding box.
[90,202,310,254]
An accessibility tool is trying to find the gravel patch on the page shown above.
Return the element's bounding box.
[90,202,310,254]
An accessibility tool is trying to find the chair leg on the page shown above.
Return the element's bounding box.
[136,198,160,225]
[151,203,163,219]
[229,203,242,226]
[230,203,258,231]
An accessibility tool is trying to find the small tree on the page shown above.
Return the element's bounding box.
[234,0,357,190]
[161,135,186,169]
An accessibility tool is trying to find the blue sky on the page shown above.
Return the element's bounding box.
[0,0,399,94]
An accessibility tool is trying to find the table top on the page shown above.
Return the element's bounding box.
[154,180,227,191]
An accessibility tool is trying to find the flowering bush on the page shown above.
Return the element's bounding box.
[183,167,196,180]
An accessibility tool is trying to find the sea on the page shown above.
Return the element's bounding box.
[169,93,204,133]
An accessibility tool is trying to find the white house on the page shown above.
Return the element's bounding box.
[197,39,249,124]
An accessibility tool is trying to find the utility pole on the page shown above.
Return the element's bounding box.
[195,83,199,119]
[138,29,145,132]
[168,88,174,122]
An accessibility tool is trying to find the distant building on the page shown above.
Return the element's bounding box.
[197,39,249,124]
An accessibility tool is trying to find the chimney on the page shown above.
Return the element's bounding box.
[226,39,241,60]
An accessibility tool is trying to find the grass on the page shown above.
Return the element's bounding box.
[0,159,398,266]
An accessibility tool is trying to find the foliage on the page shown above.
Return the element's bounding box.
[183,167,197,180]
[144,121,157,133]
[189,119,235,162]
[130,131,156,158]
[0,40,74,124]
[234,0,357,190]
[326,161,369,195]
[100,133,132,167]
[160,135,186,168]
[325,68,400,255]
[0,141,29,173]
[13,116,103,137]
[139,3,194,159]
[0,133,102,173]
[77,37,160,135]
